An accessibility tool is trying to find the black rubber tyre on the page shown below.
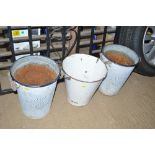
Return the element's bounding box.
[115,26,155,76]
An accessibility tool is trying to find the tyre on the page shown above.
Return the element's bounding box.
[115,26,155,76]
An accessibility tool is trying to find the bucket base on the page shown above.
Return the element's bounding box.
[67,98,89,107]
[22,109,50,119]
[99,88,118,96]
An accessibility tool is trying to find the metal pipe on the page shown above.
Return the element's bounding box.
[101,26,107,52]
[61,27,66,60]
[0,89,14,95]
[89,27,95,55]
[76,26,81,53]
[46,26,51,57]
[28,26,33,55]
[8,26,16,62]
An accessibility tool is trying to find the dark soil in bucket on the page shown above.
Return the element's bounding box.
[105,51,134,65]
[15,64,56,86]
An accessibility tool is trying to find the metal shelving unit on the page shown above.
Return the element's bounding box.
[0,26,116,95]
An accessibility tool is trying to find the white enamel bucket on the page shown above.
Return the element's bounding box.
[62,54,107,106]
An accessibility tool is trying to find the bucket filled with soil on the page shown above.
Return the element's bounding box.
[99,44,139,95]
[62,54,107,106]
[10,55,60,119]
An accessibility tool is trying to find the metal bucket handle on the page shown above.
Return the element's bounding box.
[8,72,20,91]
[99,53,112,68]
[60,68,71,80]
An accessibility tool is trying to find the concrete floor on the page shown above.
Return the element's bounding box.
[0,72,155,128]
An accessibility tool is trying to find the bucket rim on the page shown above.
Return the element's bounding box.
[62,54,107,83]
[102,44,140,67]
[10,55,60,88]
[62,68,107,83]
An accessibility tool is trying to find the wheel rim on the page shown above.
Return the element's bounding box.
[143,26,155,67]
